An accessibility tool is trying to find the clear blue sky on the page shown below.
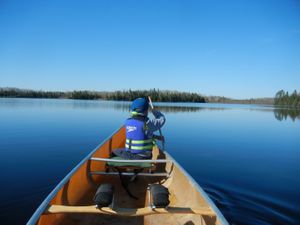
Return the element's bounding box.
[0,0,299,99]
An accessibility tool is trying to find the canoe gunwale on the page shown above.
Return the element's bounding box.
[27,126,229,225]
[164,151,229,225]
[26,127,123,225]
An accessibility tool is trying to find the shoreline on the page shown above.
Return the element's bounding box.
[0,87,274,105]
[0,96,275,106]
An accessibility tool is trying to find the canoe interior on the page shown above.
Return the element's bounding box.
[36,127,222,225]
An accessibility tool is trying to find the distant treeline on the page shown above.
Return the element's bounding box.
[205,96,274,105]
[0,87,206,103]
[274,90,300,108]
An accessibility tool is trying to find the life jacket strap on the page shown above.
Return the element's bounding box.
[125,138,154,152]
[126,139,153,144]
[127,139,132,149]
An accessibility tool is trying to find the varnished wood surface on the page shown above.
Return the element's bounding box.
[46,205,215,217]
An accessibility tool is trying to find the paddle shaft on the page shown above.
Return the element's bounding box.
[148,97,165,149]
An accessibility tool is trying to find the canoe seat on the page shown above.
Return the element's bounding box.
[89,157,172,199]
[105,157,156,199]
[106,157,153,168]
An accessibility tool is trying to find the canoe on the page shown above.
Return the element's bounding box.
[27,127,229,225]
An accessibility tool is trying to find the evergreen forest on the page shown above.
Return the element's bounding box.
[0,88,205,103]
[274,90,300,108]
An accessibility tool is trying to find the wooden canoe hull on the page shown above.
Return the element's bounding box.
[27,127,228,225]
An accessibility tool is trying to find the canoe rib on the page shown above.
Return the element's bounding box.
[46,205,216,217]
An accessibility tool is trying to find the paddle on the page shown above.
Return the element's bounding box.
[148,96,165,150]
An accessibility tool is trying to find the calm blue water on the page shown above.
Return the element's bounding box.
[0,98,299,225]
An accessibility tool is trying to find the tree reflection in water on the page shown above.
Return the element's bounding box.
[67,100,300,121]
[111,102,228,113]
[274,108,300,121]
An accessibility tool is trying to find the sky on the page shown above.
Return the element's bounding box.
[0,0,299,99]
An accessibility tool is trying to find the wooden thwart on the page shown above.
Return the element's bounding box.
[46,205,215,217]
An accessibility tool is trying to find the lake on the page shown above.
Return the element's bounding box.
[0,98,299,224]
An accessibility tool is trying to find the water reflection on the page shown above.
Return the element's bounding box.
[114,104,229,113]
[81,101,230,113]
[1,98,300,225]
[2,98,300,121]
[274,108,300,121]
